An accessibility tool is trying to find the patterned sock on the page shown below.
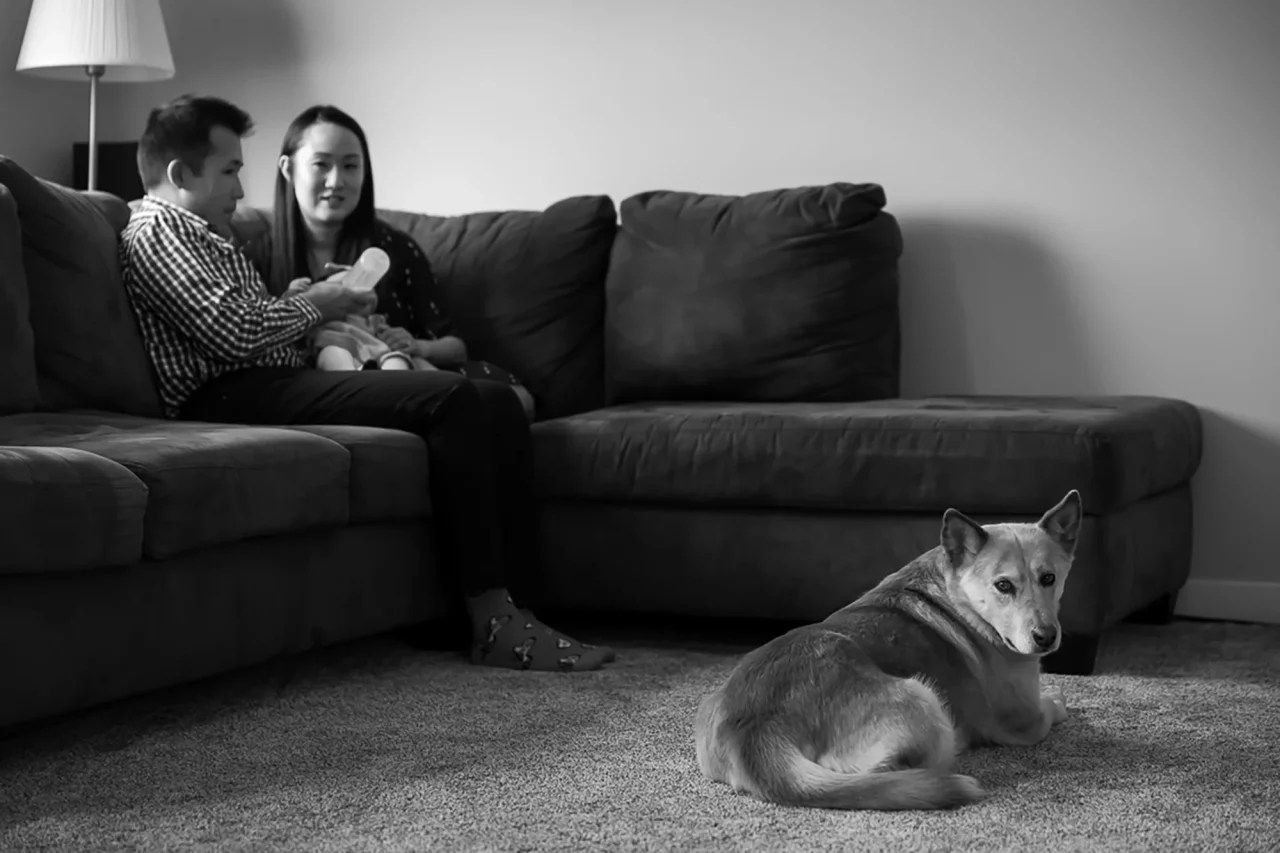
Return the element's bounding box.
[466,588,616,672]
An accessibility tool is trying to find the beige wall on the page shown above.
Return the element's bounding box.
[0,0,100,183]
[51,0,1280,619]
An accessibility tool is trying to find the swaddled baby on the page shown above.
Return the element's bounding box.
[293,249,535,420]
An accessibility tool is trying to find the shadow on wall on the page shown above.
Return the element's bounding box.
[895,216,1105,398]
[104,2,309,160]
[162,0,305,75]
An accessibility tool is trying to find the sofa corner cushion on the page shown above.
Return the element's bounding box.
[0,156,163,418]
[377,195,618,420]
[604,183,903,405]
[0,412,352,560]
[284,424,432,522]
[83,190,134,236]
[0,444,147,575]
[0,184,41,414]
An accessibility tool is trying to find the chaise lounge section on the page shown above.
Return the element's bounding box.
[530,395,1200,675]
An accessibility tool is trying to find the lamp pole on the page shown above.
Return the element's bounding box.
[85,64,104,191]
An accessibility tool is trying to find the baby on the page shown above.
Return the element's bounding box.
[286,257,537,421]
[312,311,438,372]
[292,288,535,421]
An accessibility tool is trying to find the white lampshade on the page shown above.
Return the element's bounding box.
[16,0,174,83]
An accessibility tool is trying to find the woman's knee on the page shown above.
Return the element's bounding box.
[428,378,529,448]
[429,374,485,428]
[471,380,532,431]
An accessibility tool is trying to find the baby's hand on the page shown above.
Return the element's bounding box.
[283,277,312,299]
[377,325,416,352]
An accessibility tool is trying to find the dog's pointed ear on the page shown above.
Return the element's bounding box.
[1038,489,1083,556]
[941,508,989,569]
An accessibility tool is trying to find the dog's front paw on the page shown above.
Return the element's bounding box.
[1042,685,1069,724]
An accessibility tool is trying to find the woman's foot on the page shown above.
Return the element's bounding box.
[466,588,616,672]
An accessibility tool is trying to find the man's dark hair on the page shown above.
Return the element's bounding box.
[136,94,254,189]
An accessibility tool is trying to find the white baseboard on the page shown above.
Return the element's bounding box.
[1174,579,1280,625]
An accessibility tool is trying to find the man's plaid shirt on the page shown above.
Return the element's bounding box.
[120,195,323,417]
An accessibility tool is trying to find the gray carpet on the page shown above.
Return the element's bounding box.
[1,619,1278,852]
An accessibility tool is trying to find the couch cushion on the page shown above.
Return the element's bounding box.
[531,395,1202,516]
[0,444,147,575]
[227,204,272,279]
[0,157,163,418]
[285,425,431,521]
[0,412,351,560]
[604,184,902,406]
[0,185,41,414]
[85,190,133,235]
[378,197,618,421]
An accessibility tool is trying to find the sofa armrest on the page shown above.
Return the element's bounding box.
[0,445,148,575]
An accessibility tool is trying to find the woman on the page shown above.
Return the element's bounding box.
[268,105,536,418]
[270,104,610,672]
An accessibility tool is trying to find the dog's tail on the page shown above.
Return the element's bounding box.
[733,724,983,811]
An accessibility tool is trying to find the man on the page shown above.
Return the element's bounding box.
[121,94,613,673]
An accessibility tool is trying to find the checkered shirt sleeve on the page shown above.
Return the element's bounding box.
[120,197,323,416]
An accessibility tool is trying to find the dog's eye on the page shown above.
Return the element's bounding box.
[1040,573,1056,587]
[994,579,1015,595]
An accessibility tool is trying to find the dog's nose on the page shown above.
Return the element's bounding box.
[1032,628,1058,649]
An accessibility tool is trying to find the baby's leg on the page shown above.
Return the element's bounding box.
[378,351,415,370]
[316,345,361,371]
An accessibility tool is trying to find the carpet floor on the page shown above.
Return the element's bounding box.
[1,618,1277,852]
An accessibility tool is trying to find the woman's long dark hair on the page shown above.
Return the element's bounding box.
[269,104,377,296]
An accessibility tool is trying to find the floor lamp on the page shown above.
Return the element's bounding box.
[16,0,175,191]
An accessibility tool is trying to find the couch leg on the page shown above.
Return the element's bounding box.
[1042,634,1100,676]
[1126,591,1179,625]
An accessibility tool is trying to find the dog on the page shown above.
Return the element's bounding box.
[693,490,1082,811]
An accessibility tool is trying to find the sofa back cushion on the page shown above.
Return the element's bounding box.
[379,196,616,420]
[604,183,902,405]
[0,184,41,414]
[0,157,162,418]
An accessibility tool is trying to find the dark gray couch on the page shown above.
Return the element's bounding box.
[0,155,1202,731]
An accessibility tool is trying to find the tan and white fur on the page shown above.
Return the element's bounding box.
[694,490,1082,811]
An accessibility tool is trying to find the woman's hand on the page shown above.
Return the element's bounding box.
[414,335,468,365]
[283,277,312,299]
[376,324,416,352]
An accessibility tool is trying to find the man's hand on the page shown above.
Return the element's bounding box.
[299,280,378,323]
[322,262,351,282]
[376,324,416,352]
